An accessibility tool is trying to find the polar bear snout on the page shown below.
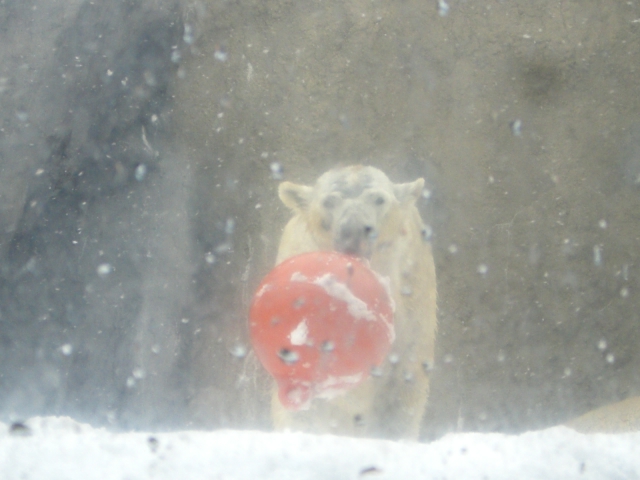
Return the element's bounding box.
[334,215,377,258]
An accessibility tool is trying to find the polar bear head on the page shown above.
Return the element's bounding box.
[279,165,424,258]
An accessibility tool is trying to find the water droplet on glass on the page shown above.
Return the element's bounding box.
[132,368,145,379]
[205,252,216,264]
[230,344,248,358]
[448,244,458,254]
[278,348,299,364]
[597,339,607,351]
[421,225,433,242]
[225,218,235,235]
[126,377,136,388]
[510,119,522,136]
[151,344,161,354]
[321,340,335,352]
[388,353,400,364]
[593,245,602,267]
[183,24,194,45]
[171,49,181,64]
[620,287,629,298]
[437,0,450,17]
[477,264,488,275]
[598,219,607,229]
[422,188,432,200]
[148,436,159,453]
[60,344,73,356]
[214,46,228,62]
[422,361,434,374]
[443,353,454,363]
[144,70,157,87]
[97,263,112,278]
[270,162,284,180]
[497,351,505,362]
[340,265,352,280]
[16,110,28,122]
[215,243,231,254]
[606,353,615,364]
[134,164,147,181]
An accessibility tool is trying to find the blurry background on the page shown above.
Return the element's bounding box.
[0,0,639,440]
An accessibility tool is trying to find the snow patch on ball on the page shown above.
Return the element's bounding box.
[315,372,365,400]
[312,273,376,321]
[290,272,308,282]
[289,319,309,346]
[255,283,272,298]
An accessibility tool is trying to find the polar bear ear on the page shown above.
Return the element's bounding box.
[393,178,425,204]
[279,182,314,212]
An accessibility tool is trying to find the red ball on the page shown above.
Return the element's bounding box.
[249,251,395,410]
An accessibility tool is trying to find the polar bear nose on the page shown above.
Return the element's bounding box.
[335,220,376,256]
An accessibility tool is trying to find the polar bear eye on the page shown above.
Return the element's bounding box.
[374,195,385,206]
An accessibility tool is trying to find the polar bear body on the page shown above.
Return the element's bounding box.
[272,165,437,439]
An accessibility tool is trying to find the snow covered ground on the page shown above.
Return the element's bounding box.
[1,416,639,480]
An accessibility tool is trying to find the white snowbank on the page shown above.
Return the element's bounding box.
[1,416,639,480]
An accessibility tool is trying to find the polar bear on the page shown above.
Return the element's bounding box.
[272,165,437,439]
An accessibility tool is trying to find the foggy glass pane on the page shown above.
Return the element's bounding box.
[0,0,639,475]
